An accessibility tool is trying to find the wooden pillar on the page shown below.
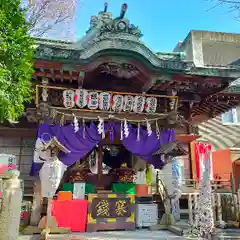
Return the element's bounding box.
[30,178,42,226]
[97,143,103,179]
[190,142,197,182]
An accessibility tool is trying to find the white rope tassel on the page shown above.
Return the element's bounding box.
[73,114,79,133]
[102,119,105,139]
[82,118,86,139]
[137,122,140,141]
[146,118,152,136]
[124,119,129,138]
[97,116,101,134]
[120,121,123,140]
[156,120,160,139]
[97,116,105,139]
[60,115,65,126]
[50,109,57,120]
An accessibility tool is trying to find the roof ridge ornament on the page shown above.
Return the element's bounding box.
[104,2,108,12]
[120,3,128,19]
[87,3,142,38]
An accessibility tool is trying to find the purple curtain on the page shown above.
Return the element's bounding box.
[30,122,101,176]
[30,122,175,176]
[114,123,175,169]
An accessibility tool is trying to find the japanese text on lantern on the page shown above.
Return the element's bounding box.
[62,89,158,113]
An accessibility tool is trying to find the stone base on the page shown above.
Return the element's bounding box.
[216,220,227,229]
[227,221,240,228]
[150,224,183,236]
[40,228,50,240]
[22,226,70,235]
[160,213,175,225]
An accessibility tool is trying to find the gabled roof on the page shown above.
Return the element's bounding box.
[231,59,240,66]
[153,141,188,156]
[44,137,70,153]
[33,3,240,79]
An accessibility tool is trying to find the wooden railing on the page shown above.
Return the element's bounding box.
[152,177,232,195]
[180,178,232,192]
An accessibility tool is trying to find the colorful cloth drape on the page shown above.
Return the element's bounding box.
[195,142,213,180]
[30,122,175,176]
[51,200,88,232]
[111,183,136,194]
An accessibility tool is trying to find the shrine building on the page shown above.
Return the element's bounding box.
[0,2,240,233]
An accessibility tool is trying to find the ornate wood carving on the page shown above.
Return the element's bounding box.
[98,63,139,79]
[41,78,49,102]
[36,103,50,120]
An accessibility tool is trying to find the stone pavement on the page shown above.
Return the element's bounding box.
[18,230,240,240]
[19,230,185,240]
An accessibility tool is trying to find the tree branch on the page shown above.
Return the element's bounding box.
[23,0,76,38]
[209,0,240,19]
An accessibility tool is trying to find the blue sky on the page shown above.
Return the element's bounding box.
[75,0,239,52]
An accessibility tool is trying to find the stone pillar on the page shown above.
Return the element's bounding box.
[190,158,214,239]
[171,158,181,221]
[0,171,22,240]
[159,156,181,223]
[30,178,42,226]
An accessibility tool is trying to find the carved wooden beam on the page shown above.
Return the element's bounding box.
[33,70,81,81]
[34,60,63,70]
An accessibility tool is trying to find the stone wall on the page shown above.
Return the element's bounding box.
[202,41,240,66]
[174,30,240,67]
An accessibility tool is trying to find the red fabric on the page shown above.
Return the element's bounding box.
[195,142,212,180]
[51,200,88,232]
[195,143,200,180]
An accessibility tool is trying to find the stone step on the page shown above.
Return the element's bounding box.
[179,209,189,220]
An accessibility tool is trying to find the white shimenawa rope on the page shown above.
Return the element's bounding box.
[49,108,166,123]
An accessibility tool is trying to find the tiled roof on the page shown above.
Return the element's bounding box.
[229,78,240,86]
[198,116,240,150]
[231,59,240,66]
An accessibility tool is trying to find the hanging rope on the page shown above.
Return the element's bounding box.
[49,107,168,123]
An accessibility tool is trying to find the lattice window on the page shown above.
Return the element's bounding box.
[0,137,35,176]
[221,107,240,125]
